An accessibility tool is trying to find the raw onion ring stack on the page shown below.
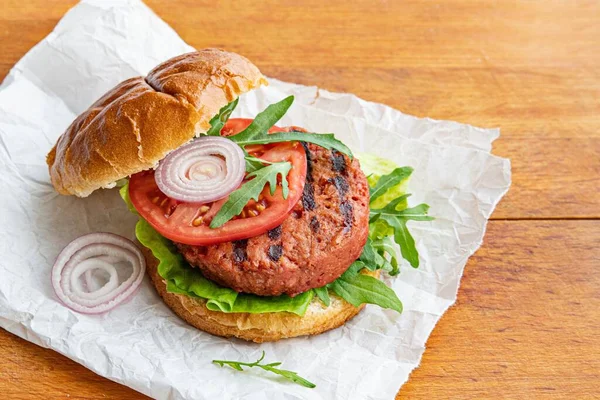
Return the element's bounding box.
[51,233,146,314]
[155,136,246,203]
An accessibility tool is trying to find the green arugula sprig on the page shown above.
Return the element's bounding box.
[370,236,400,275]
[206,98,239,136]
[210,161,292,228]
[369,168,433,268]
[227,96,353,158]
[213,351,316,389]
[244,154,271,173]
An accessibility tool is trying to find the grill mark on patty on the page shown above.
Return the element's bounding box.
[330,175,349,197]
[296,144,317,212]
[331,149,347,174]
[268,245,283,262]
[301,142,314,183]
[300,144,317,211]
[301,182,317,211]
[339,200,354,233]
[310,216,320,233]
[232,239,248,263]
[268,225,282,240]
[330,150,353,233]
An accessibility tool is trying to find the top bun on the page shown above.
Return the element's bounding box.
[47,49,267,197]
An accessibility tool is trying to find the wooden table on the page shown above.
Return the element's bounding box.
[1,1,598,398]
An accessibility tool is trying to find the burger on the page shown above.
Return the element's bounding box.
[47,49,430,342]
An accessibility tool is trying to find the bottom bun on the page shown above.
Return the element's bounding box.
[143,246,378,342]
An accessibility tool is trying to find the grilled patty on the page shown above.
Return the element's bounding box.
[175,143,370,297]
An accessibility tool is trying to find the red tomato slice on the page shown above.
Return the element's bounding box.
[129,119,307,245]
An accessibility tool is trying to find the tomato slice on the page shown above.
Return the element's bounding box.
[129,119,307,245]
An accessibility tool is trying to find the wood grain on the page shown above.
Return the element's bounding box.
[0,0,599,399]
[400,220,600,399]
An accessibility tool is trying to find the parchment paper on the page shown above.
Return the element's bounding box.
[0,1,511,399]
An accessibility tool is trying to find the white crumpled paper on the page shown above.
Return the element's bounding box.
[0,1,511,399]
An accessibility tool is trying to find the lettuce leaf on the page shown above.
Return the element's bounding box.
[121,185,314,316]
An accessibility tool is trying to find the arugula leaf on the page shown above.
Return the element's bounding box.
[261,365,316,388]
[330,269,403,313]
[213,351,316,389]
[210,161,292,228]
[379,215,420,268]
[369,194,411,223]
[236,131,354,158]
[393,204,435,221]
[343,260,368,278]
[244,154,271,173]
[371,237,400,276]
[365,163,433,270]
[228,96,353,158]
[381,256,396,275]
[371,203,434,222]
[230,96,293,138]
[314,256,403,311]
[314,286,331,307]
[358,238,388,272]
[369,167,413,203]
[206,98,238,136]
[358,237,381,270]
[368,196,431,270]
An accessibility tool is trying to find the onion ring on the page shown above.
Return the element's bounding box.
[155,136,246,203]
[51,233,146,314]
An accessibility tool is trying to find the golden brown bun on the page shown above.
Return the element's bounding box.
[47,49,267,197]
[143,245,378,342]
